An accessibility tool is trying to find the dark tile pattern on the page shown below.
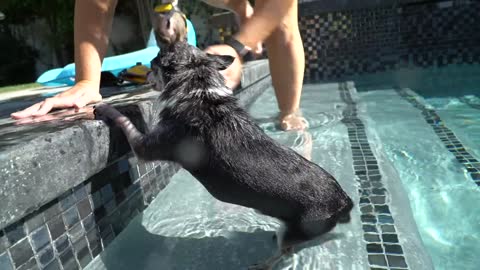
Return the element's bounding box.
[339,83,409,269]
[299,1,480,82]
[0,154,180,270]
[395,88,480,186]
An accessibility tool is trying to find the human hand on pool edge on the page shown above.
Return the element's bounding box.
[10,80,102,119]
[204,44,243,90]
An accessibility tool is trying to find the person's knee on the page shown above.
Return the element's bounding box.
[266,20,302,51]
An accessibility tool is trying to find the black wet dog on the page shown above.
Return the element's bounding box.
[95,42,353,269]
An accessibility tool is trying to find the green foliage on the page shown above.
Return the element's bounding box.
[0,26,38,86]
[0,0,75,65]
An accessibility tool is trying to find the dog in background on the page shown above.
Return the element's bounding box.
[94,42,353,269]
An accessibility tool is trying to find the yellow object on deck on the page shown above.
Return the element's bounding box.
[119,63,152,84]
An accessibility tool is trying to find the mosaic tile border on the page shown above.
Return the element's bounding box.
[339,83,409,269]
[299,0,480,82]
[395,88,480,186]
[0,155,180,270]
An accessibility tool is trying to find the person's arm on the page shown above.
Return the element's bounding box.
[74,0,117,95]
[11,0,118,119]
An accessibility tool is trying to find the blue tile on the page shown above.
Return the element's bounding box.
[25,213,45,234]
[0,252,14,270]
[78,249,92,268]
[101,185,114,203]
[67,224,84,244]
[9,238,33,267]
[5,223,26,244]
[361,214,377,224]
[94,207,106,220]
[105,200,117,215]
[86,229,101,250]
[101,233,114,248]
[118,159,130,173]
[363,225,377,233]
[54,235,70,254]
[82,214,95,233]
[129,167,140,182]
[74,237,91,267]
[127,183,141,196]
[91,245,102,258]
[366,243,383,253]
[382,234,399,243]
[77,198,92,220]
[378,215,394,224]
[364,233,381,243]
[43,203,61,222]
[38,244,54,267]
[385,244,404,255]
[386,255,408,268]
[30,226,51,252]
[73,236,88,252]
[59,193,77,212]
[48,215,66,241]
[17,257,39,270]
[43,259,61,270]
[381,225,396,233]
[63,207,80,229]
[59,248,78,270]
[91,192,103,210]
[73,185,88,202]
[368,254,387,267]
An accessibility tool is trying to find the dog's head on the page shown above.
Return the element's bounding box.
[149,42,235,102]
[152,2,188,46]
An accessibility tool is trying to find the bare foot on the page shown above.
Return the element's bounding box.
[279,111,309,131]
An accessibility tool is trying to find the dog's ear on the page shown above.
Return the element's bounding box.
[207,54,235,70]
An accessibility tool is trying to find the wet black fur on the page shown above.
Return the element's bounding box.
[95,42,353,266]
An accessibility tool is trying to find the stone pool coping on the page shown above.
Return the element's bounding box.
[0,60,271,231]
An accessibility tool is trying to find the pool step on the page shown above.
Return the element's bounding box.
[250,83,434,269]
[358,86,480,270]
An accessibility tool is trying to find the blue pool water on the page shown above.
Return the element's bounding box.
[359,89,480,270]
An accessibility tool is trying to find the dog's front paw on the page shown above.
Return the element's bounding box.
[94,103,115,123]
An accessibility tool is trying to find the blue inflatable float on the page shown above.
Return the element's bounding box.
[36,19,197,87]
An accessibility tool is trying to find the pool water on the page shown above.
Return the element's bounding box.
[85,77,478,269]
[359,89,480,270]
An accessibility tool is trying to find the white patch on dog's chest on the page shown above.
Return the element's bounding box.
[187,87,233,97]
[207,87,233,97]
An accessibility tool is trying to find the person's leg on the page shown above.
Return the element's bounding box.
[204,0,306,131]
[258,0,306,130]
